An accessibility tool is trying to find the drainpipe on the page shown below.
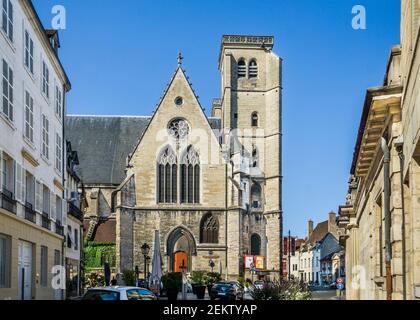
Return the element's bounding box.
[395,138,407,300]
[381,137,392,300]
[225,162,228,281]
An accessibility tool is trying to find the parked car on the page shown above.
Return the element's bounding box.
[210,282,244,301]
[82,287,157,301]
[253,280,264,290]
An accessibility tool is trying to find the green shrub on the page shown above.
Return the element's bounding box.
[84,242,116,270]
[122,269,137,286]
[250,280,312,301]
[161,272,182,291]
[190,271,206,285]
[205,272,222,285]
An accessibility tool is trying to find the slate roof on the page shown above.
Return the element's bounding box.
[66,115,221,186]
[208,117,221,131]
[66,116,150,185]
[307,220,329,245]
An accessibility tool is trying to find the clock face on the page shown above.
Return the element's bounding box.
[168,118,189,140]
[175,96,184,107]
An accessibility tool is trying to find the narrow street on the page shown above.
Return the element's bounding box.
[311,290,345,301]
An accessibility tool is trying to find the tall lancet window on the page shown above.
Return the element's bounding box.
[157,146,177,203]
[181,146,200,204]
[200,213,219,244]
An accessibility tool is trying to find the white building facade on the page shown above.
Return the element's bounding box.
[0,0,70,300]
[298,244,321,284]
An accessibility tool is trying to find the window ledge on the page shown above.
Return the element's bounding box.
[0,29,15,52]
[41,154,51,166]
[41,91,50,105]
[0,113,16,130]
[23,136,36,151]
[55,113,63,124]
[24,66,36,82]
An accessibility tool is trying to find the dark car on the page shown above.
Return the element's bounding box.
[210,282,244,301]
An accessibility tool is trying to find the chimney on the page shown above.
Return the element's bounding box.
[308,220,314,239]
[329,211,336,230]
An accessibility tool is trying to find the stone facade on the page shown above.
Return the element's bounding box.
[109,36,283,280]
[339,0,420,300]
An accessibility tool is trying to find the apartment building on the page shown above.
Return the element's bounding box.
[64,141,85,298]
[0,0,70,300]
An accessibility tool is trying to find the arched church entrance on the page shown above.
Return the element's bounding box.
[166,227,197,272]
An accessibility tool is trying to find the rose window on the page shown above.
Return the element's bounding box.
[168,119,189,140]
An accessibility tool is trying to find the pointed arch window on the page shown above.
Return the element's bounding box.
[251,234,261,255]
[249,60,258,78]
[238,59,246,78]
[181,146,200,204]
[157,146,177,203]
[200,213,219,244]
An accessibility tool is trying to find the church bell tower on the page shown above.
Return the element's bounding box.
[217,35,283,278]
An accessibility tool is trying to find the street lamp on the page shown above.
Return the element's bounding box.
[146,256,151,285]
[141,243,150,286]
[209,260,215,272]
[135,265,139,286]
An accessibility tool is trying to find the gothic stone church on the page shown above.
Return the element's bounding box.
[66,35,283,280]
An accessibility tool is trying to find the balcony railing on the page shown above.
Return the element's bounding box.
[0,189,17,214]
[42,212,51,230]
[24,202,36,223]
[68,202,84,222]
[55,221,64,236]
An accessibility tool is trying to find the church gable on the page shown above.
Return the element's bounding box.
[129,65,225,207]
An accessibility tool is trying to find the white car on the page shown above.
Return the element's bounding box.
[82,286,157,301]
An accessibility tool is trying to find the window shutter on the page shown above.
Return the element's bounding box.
[21,167,26,204]
[0,149,3,193]
[50,191,56,221]
[35,180,42,213]
[62,199,67,226]
[15,162,22,203]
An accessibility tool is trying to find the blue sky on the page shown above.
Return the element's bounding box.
[33,0,401,237]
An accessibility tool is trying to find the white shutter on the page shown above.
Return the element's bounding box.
[15,162,22,203]
[35,180,42,213]
[50,191,56,221]
[0,149,3,193]
[21,167,26,204]
[62,200,67,226]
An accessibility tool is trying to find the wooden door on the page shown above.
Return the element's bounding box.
[173,251,188,273]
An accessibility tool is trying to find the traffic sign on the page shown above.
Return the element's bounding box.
[337,283,344,290]
[337,277,344,284]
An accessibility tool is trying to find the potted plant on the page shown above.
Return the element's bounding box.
[205,272,221,294]
[191,271,207,299]
[161,272,182,301]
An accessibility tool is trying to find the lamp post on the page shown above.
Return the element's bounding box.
[135,265,139,287]
[209,260,215,273]
[146,256,151,286]
[141,243,150,287]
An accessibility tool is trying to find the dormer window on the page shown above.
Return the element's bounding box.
[249,60,258,78]
[238,59,246,78]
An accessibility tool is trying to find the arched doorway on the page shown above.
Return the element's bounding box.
[166,226,197,272]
